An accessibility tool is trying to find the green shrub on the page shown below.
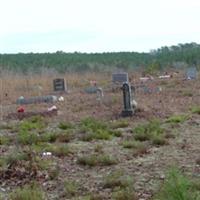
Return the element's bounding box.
[9,183,45,200]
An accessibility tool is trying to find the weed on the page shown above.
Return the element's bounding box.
[122,140,142,149]
[103,170,133,189]
[9,183,45,200]
[153,168,199,200]
[56,131,73,142]
[46,144,72,157]
[111,120,129,129]
[94,144,104,153]
[64,180,79,197]
[191,106,200,114]
[0,135,11,145]
[19,116,46,132]
[110,130,122,137]
[77,154,117,166]
[80,117,120,141]
[17,130,40,145]
[85,194,105,200]
[133,120,164,142]
[166,114,189,124]
[81,130,114,141]
[0,124,13,130]
[151,134,167,146]
[81,117,107,131]
[58,122,73,130]
[4,152,29,166]
[40,132,58,143]
[112,187,137,200]
[48,164,60,180]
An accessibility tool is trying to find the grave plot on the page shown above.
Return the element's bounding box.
[0,75,65,120]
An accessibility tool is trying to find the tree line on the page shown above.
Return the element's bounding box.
[0,42,200,73]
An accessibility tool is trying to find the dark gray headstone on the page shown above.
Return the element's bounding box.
[53,78,66,92]
[186,67,197,80]
[112,73,128,84]
[121,82,133,117]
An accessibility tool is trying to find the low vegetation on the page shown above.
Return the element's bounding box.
[166,114,189,124]
[153,168,200,200]
[80,117,121,141]
[9,183,45,200]
[191,106,200,114]
[133,120,167,145]
[77,153,118,166]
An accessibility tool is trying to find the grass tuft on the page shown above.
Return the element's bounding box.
[166,114,189,124]
[9,183,45,200]
[153,168,200,200]
[77,154,117,166]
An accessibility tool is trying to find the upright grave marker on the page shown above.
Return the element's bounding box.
[121,82,134,117]
[53,78,67,92]
[96,87,104,103]
[112,72,129,84]
[112,72,129,91]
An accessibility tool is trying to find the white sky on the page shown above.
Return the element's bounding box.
[0,0,200,53]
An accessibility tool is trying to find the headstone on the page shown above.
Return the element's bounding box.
[96,87,104,102]
[121,82,134,117]
[53,78,66,92]
[84,86,98,94]
[16,95,57,105]
[112,72,129,84]
[186,67,197,80]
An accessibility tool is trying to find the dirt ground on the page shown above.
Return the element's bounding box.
[0,72,200,199]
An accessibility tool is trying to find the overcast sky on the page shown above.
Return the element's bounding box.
[0,0,200,53]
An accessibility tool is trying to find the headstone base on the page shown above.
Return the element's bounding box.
[121,110,133,117]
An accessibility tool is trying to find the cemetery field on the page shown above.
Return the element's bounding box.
[0,71,200,199]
